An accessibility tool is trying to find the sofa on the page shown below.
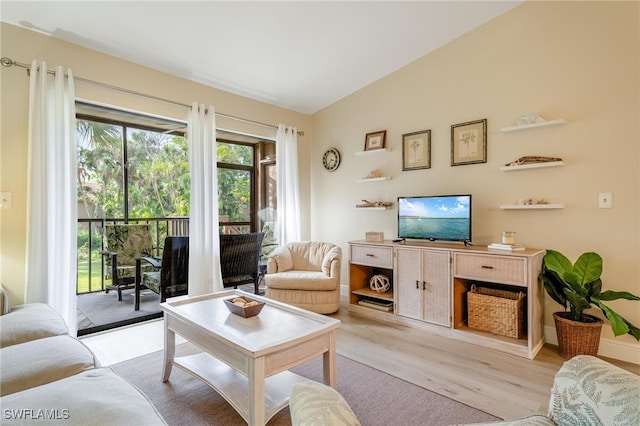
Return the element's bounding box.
[265,241,342,314]
[290,355,639,426]
[0,302,166,425]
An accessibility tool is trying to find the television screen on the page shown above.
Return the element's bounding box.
[398,194,472,243]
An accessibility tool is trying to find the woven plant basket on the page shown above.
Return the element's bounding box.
[553,312,603,359]
[467,286,525,339]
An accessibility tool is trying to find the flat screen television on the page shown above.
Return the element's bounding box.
[397,194,472,243]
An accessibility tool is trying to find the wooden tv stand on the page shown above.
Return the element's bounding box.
[348,240,546,359]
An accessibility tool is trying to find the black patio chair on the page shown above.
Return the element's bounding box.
[134,236,189,311]
[220,232,264,294]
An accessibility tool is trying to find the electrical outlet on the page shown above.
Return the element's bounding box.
[0,192,12,209]
[598,192,612,209]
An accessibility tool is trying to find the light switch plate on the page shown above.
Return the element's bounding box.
[598,192,612,208]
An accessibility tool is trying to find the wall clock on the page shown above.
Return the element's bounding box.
[322,148,341,172]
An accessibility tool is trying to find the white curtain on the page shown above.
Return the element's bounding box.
[24,60,78,336]
[187,103,222,295]
[276,124,301,244]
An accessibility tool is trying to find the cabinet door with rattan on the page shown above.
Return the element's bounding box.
[395,248,451,327]
[422,249,451,326]
[395,247,422,320]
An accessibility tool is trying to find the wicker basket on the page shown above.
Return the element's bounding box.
[553,312,603,359]
[467,286,525,338]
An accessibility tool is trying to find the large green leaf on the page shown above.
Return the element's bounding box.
[588,278,602,296]
[543,250,573,277]
[623,319,640,340]
[593,299,629,337]
[540,270,567,307]
[573,252,602,285]
[596,290,640,301]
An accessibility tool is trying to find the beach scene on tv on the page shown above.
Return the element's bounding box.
[398,195,471,241]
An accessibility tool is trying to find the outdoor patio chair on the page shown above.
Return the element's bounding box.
[103,224,155,301]
[134,236,189,311]
[220,232,264,294]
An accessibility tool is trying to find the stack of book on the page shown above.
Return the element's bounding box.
[488,242,526,251]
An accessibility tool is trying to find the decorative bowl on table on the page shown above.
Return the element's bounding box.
[223,296,265,318]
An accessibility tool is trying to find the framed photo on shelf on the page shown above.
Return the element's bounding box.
[364,130,386,151]
[451,119,487,166]
[402,129,431,171]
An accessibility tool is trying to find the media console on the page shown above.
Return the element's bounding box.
[348,240,546,359]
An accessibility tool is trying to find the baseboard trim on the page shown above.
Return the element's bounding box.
[544,325,640,364]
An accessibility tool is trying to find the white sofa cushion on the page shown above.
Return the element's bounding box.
[0,335,98,396]
[0,303,68,348]
[0,368,167,425]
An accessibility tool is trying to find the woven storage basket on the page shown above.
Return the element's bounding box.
[467,286,525,338]
[553,312,603,359]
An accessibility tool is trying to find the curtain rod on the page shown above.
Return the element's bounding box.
[1,56,304,136]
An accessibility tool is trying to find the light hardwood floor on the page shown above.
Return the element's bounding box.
[81,304,640,421]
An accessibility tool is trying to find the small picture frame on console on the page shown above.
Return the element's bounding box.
[451,119,487,166]
[402,129,431,171]
[364,130,386,151]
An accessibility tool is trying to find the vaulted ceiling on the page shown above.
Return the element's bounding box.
[1,1,523,114]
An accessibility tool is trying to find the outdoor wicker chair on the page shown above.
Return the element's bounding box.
[103,224,155,301]
[220,232,264,294]
[134,236,189,311]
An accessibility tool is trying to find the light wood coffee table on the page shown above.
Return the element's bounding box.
[160,290,341,425]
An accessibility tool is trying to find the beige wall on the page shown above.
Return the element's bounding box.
[311,1,639,353]
[1,1,638,360]
[0,22,312,306]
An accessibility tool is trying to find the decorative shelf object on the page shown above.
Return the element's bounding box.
[356,200,393,210]
[500,161,565,171]
[355,148,390,156]
[500,119,566,133]
[354,176,391,183]
[500,203,564,210]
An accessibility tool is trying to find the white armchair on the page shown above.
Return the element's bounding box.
[265,241,341,314]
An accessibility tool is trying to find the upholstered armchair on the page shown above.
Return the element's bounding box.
[265,241,342,314]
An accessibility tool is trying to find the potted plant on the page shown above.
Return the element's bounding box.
[540,249,640,358]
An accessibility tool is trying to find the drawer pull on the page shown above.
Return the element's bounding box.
[481,265,494,269]
[416,280,419,289]
[366,253,375,257]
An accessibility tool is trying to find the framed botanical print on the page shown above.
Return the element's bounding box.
[451,119,487,166]
[402,129,431,171]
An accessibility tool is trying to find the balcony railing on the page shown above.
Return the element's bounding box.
[76,217,190,295]
[76,217,258,295]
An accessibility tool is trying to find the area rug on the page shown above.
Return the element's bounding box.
[110,343,500,425]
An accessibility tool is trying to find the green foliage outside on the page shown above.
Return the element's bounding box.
[76,119,255,293]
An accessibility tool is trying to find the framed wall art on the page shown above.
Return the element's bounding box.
[402,129,431,171]
[451,119,487,166]
[364,130,386,151]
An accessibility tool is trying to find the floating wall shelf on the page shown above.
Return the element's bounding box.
[500,161,565,171]
[354,176,391,183]
[355,148,390,156]
[500,119,566,133]
[500,203,564,210]
[355,206,391,210]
